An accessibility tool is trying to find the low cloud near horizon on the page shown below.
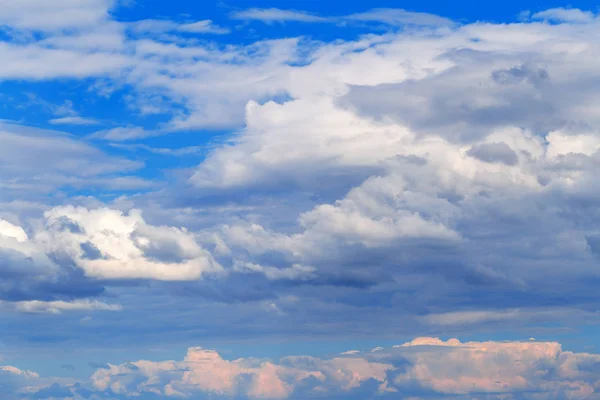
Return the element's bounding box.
[4,337,600,399]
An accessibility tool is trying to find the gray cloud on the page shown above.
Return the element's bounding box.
[467,142,519,165]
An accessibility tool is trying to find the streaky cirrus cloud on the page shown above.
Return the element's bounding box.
[230,8,328,23]
[49,116,100,125]
[129,19,230,35]
[230,7,453,27]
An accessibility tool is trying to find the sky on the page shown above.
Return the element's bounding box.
[3,0,600,399]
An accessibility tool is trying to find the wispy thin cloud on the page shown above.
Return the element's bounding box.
[230,8,328,23]
[346,8,454,26]
[109,143,206,156]
[49,116,99,125]
[531,7,596,23]
[2,299,123,314]
[229,7,454,27]
[89,126,158,141]
[130,19,230,34]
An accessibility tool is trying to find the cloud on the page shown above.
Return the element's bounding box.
[0,0,115,32]
[130,19,230,35]
[0,123,146,198]
[421,308,600,326]
[12,337,600,399]
[0,365,40,399]
[2,299,122,314]
[393,337,600,397]
[230,8,328,23]
[345,8,454,27]
[90,126,159,141]
[0,41,131,80]
[467,142,519,165]
[87,6,600,340]
[0,219,28,242]
[88,346,391,399]
[0,364,77,400]
[229,7,453,27]
[233,261,317,281]
[186,16,600,325]
[0,215,111,312]
[36,206,224,281]
[6,2,600,378]
[296,182,461,248]
[532,7,596,23]
[109,143,206,156]
[49,116,100,125]
[0,216,59,282]
[0,365,39,379]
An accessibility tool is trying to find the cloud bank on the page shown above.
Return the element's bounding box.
[4,338,600,399]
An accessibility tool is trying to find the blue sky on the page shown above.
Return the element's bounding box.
[2,1,600,399]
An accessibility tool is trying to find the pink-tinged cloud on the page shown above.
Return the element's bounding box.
[11,337,600,399]
[395,337,600,398]
[90,346,392,399]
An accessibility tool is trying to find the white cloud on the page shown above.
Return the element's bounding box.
[36,206,223,281]
[0,0,115,32]
[89,346,392,399]
[5,2,600,377]
[130,19,230,34]
[0,43,130,80]
[233,261,316,281]
[297,183,461,248]
[49,116,99,125]
[90,126,157,141]
[394,337,600,397]
[3,299,122,314]
[345,8,454,26]
[230,8,328,23]
[0,365,39,379]
[230,7,453,27]
[0,219,28,242]
[175,10,600,304]
[17,337,600,399]
[421,308,600,326]
[0,218,58,279]
[532,7,595,23]
[109,143,205,156]
[0,123,144,196]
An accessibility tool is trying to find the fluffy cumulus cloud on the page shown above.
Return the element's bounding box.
[0,205,222,316]
[393,337,600,397]
[36,206,223,281]
[0,216,58,283]
[5,338,600,399]
[179,7,600,331]
[2,2,599,331]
